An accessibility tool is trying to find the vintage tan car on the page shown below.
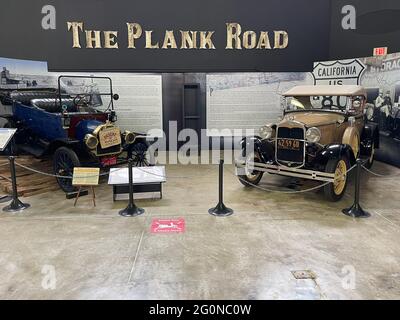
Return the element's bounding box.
[235,85,379,201]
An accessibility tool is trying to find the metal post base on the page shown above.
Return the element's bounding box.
[342,204,370,218]
[2,199,30,212]
[208,202,234,217]
[119,204,145,217]
[0,195,12,203]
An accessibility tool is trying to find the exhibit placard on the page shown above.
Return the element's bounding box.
[72,167,100,186]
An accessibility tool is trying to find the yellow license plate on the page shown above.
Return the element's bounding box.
[277,138,301,150]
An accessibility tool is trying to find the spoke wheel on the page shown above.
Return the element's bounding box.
[54,147,81,193]
[129,142,151,167]
[324,156,349,202]
[238,152,264,187]
[333,160,347,196]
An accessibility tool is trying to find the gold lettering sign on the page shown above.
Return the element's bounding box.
[99,127,121,149]
[72,167,100,186]
[67,21,289,51]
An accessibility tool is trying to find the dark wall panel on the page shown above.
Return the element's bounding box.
[0,0,331,72]
[330,0,400,59]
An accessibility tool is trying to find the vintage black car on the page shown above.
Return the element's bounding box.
[0,75,151,193]
[235,85,379,201]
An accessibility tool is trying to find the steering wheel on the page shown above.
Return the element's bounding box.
[73,94,91,108]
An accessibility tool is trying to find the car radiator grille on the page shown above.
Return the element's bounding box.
[96,144,121,156]
[276,127,305,166]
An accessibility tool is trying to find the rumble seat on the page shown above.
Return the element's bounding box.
[31,98,78,113]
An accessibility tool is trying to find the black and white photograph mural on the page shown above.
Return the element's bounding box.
[314,52,400,167]
[206,72,313,136]
[0,57,163,136]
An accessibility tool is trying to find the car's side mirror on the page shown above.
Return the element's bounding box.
[113,94,119,101]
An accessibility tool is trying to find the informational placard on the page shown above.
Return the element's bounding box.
[206,73,312,136]
[72,167,100,186]
[99,127,121,148]
[0,128,17,151]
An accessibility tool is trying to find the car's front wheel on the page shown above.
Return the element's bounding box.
[238,152,264,187]
[323,156,350,202]
[128,141,153,166]
[54,147,81,193]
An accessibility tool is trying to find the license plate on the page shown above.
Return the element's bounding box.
[101,156,117,167]
[277,138,301,150]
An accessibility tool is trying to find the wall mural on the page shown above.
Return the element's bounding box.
[206,72,313,136]
[0,58,163,136]
[314,52,400,167]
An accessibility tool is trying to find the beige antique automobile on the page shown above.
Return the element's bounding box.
[236,85,379,201]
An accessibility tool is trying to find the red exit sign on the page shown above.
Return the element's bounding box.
[373,47,388,56]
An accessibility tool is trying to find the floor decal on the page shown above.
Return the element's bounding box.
[151,218,185,234]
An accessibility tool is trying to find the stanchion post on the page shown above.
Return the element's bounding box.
[3,156,30,212]
[208,159,233,217]
[342,158,370,218]
[119,158,144,217]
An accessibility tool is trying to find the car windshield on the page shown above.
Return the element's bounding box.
[285,95,352,112]
[58,76,113,112]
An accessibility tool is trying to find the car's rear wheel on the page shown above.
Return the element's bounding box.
[238,152,264,187]
[364,141,375,169]
[54,147,80,193]
[323,156,350,202]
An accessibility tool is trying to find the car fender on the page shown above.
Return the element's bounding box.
[315,144,356,168]
[361,122,379,149]
[240,136,274,161]
[47,139,80,155]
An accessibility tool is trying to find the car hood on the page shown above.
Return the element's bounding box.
[281,111,346,128]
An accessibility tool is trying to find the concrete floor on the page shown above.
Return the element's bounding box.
[0,157,400,299]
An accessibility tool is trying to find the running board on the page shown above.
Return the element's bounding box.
[235,160,335,183]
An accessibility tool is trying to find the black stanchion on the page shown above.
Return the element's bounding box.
[119,158,144,217]
[208,159,233,217]
[3,156,30,212]
[342,158,370,218]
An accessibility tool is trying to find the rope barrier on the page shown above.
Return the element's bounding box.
[14,161,127,179]
[361,165,400,178]
[8,157,398,193]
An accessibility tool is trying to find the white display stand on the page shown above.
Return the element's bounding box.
[0,128,17,151]
[108,166,166,200]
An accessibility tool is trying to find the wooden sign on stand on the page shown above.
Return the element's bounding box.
[72,167,100,207]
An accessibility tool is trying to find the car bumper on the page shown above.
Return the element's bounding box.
[235,158,335,183]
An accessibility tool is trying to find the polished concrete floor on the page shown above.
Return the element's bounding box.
[0,156,400,299]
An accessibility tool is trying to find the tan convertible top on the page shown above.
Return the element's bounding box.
[283,85,367,98]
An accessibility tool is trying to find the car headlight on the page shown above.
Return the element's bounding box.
[123,131,136,144]
[259,125,273,140]
[85,134,98,149]
[306,127,321,143]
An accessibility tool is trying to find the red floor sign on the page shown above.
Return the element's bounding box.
[151,218,185,234]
